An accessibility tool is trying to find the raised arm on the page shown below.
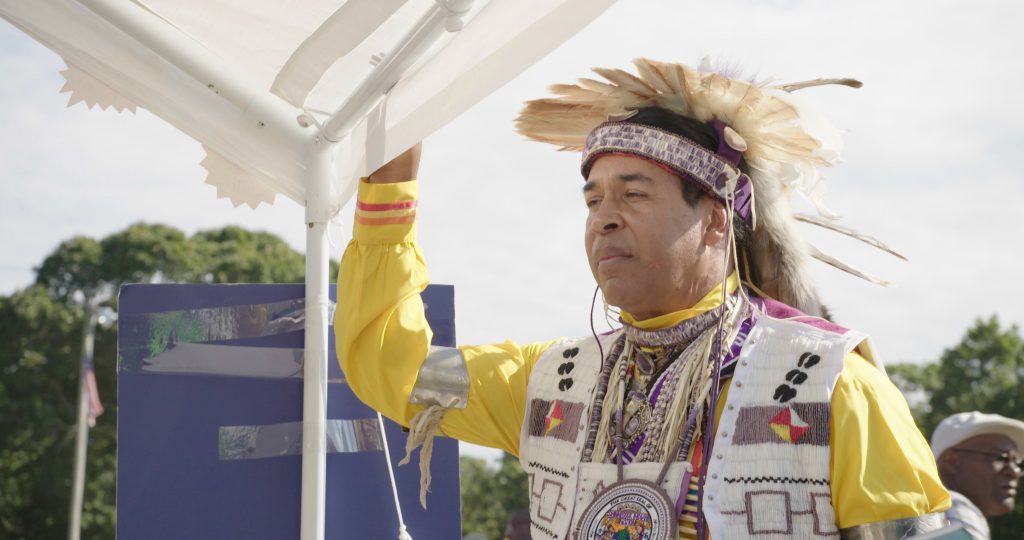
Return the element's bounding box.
[334,144,552,456]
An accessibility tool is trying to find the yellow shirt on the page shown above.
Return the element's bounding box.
[335,179,950,529]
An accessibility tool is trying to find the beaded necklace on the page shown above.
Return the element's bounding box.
[574,294,749,540]
[585,295,747,466]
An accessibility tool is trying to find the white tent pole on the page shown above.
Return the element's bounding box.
[323,3,453,141]
[78,0,307,145]
[301,139,334,540]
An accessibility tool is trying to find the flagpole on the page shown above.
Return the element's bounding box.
[68,306,97,540]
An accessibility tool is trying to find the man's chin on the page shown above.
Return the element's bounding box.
[987,497,1017,516]
[598,281,634,311]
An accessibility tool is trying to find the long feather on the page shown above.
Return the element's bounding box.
[795,214,908,261]
[660,62,689,96]
[576,77,619,94]
[633,58,675,95]
[773,78,862,93]
[594,67,657,99]
[808,245,892,287]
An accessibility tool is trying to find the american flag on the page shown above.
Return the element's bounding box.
[83,352,104,428]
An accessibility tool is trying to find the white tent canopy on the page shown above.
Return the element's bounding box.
[3,0,613,210]
[0,1,614,538]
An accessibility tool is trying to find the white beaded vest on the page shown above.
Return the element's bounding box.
[518,314,870,539]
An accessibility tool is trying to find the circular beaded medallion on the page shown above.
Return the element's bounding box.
[574,479,677,540]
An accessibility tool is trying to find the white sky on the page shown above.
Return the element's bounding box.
[3,0,1023,461]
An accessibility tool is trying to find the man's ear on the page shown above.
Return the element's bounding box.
[704,200,730,248]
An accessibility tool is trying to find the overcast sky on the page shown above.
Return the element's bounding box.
[3,0,1023,461]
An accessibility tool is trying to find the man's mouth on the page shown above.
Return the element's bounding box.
[595,247,631,265]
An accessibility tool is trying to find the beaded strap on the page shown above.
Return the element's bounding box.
[581,334,626,463]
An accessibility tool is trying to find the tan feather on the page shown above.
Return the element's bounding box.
[627,59,694,118]
[515,99,603,148]
[774,78,863,93]
[548,83,591,96]
[659,61,690,96]
[794,214,908,261]
[545,85,610,106]
[594,67,658,99]
[556,85,654,115]
[808,245,892,287]
[633,58,675,95]
[576,77,620,94]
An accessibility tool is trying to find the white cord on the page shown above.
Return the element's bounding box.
[377,412,413,540]
[326,214,346,256]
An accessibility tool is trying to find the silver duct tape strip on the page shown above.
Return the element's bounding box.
[135,343,304,378]
[219,419,383,460]
[409,346,469,409]
[125,298,306,344]
[839,512,948,539]
[120,297,337,355]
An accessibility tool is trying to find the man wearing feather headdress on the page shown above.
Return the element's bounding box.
[335,60,950,539]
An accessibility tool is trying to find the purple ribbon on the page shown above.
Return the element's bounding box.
[710,119,753,225]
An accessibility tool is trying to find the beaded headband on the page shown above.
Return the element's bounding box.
[581,121,754,223]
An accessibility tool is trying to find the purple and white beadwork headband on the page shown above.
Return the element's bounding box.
[581,121,753,224]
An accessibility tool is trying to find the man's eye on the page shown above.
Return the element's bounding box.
[586,197,601,208]
[625,191,647,199]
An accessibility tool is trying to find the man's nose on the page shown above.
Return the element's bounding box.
[999,458,1023,478]
[589,201,623,233]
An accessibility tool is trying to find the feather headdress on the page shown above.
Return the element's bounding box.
[516,58,901,318]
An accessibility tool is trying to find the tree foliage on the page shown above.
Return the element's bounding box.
[192,226,309,283]
[460,453,530,540]
[0,223,312,539]
[34,236,104,300]
[889,316,1024,539]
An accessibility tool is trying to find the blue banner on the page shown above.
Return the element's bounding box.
[117,284,460,539]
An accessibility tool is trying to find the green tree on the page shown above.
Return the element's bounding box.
[192,226,336,284]
[889,316,1024,539]
[0,223,314,539]
[33,236,105,300]
[460,453,530,540]
[0,286,108,535]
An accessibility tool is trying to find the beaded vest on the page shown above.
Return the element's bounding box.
[518,314,869,539]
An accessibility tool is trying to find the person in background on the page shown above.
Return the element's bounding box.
[931,411,1024,540]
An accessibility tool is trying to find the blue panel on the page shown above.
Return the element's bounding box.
[117,284,459,539]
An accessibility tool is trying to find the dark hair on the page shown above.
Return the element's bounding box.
[627,106,755,279]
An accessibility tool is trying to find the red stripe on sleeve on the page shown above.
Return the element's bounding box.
[355,214,417,226]
[356,200,418,211]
